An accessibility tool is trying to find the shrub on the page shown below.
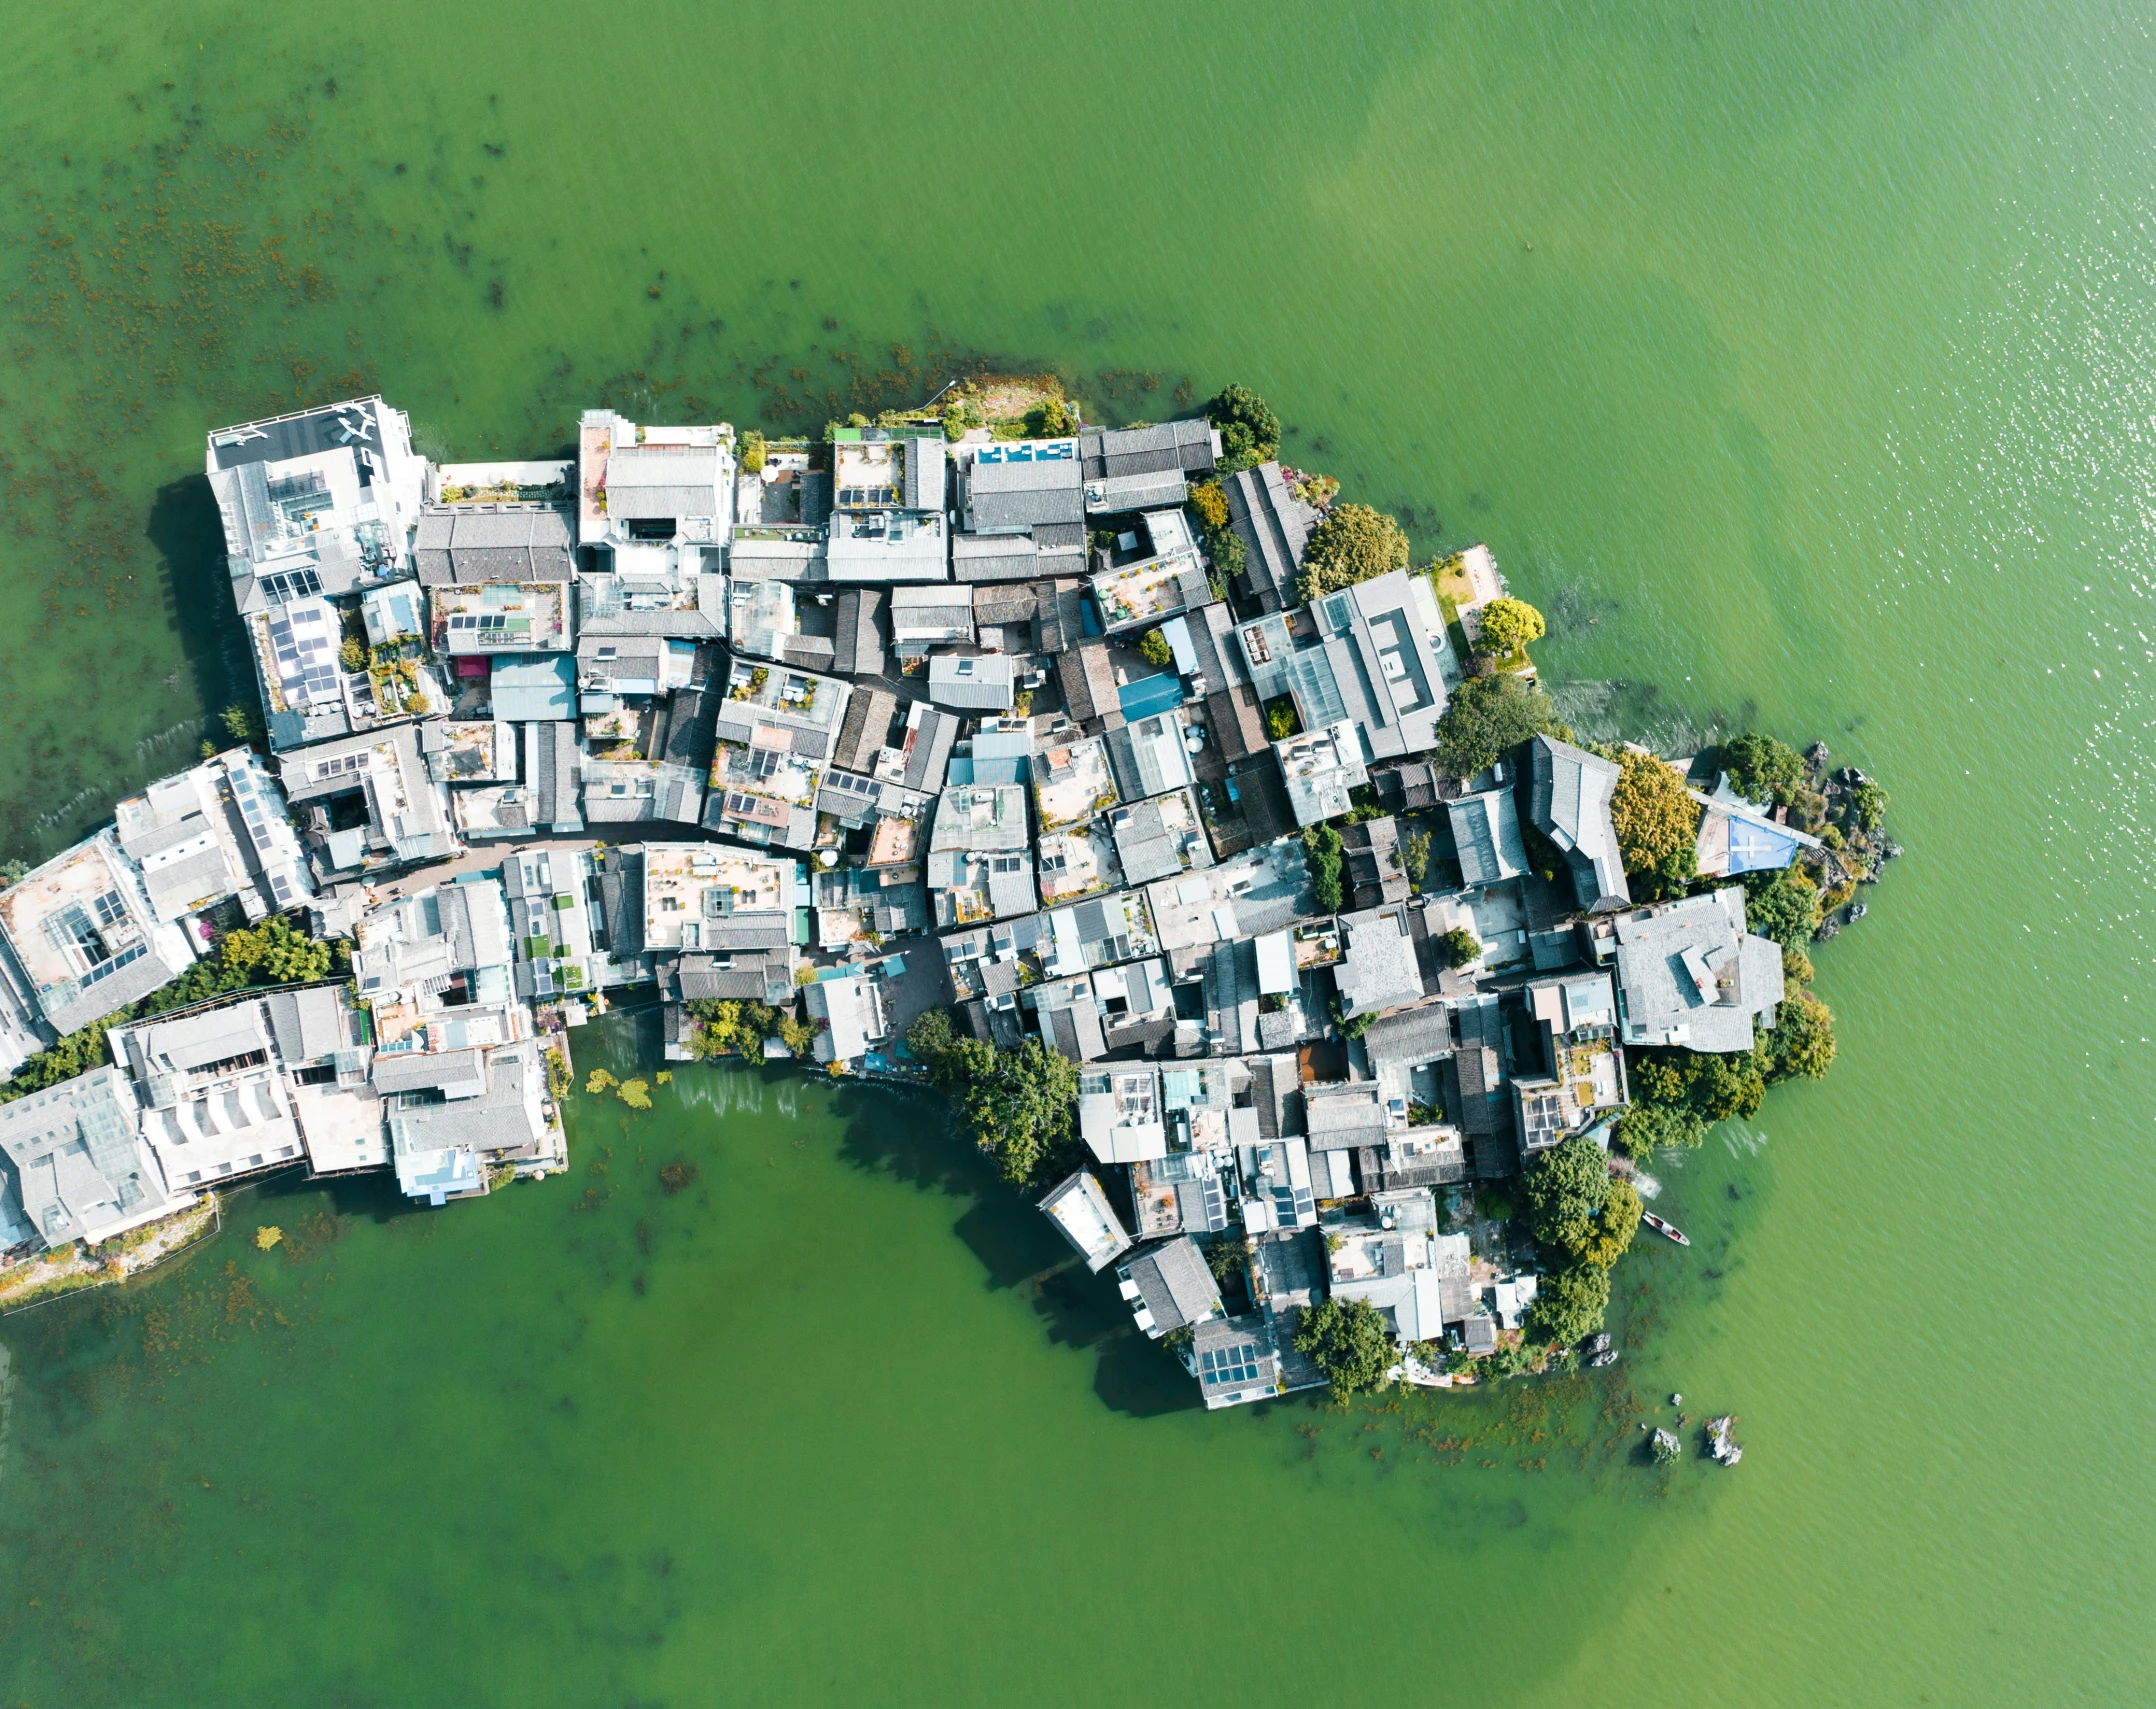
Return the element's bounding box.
[1139,628,1173,668]
[1293,472,1339,506]
[1475,597,1546,655]
[1265,696,1299,740]
[1024,395,1078,437]
[1298,503,1409,601]
[1433,672,1563,777]
[739,429,767,473]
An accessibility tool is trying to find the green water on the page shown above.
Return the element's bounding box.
[2,1,2153,1701]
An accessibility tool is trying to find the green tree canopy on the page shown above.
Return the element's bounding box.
[1610,750,1701,896]
[1611,1100,1707,1160]
[948,1037,1080,1188]
[1139,628,1174,668]
[1520,1134,1614,1255]
[1203,385,1279,472]
[1633,1045,1767,1123]
[1436,927,1482,969]
[1433,672,1563,778]
[1574,1177,1642,1269]
[904,1007,957,1075]
[1763,989,1837,1082]
[1524,1262,1611,1347]
[1745,868,1823,949]
[1293,1296,1396,1402]
[1475,597,1546,655]
[1851,780,1889,831]
[1298,503,1410,601]
[1303,823,1344,913]
[1720,731,1806,806]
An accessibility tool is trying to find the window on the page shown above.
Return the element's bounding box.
[92,890,127,927]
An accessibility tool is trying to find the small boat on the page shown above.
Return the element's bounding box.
[1642,1211,1691,1247]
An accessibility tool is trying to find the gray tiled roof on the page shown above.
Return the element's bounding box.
[413,505,575,586]
[1079,419,1217,481]
[1529,735,1630,913]
[1124,1235,1223,1335]
[903,437,948,512]
[1057,641,1119,726]
[1225,463,1322,613]
[834,589,887,678]
[965,459,1085,532]
[1364,1003,1453,1069]
[951,534,1041,583]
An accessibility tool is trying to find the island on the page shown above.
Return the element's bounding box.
[0,379,1891,1417]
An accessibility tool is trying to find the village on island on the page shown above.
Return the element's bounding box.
[0,379,1891,1428]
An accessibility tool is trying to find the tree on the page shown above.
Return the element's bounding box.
[1721,732,1806,806]
[1298,503,1409,601]
[904,1007,956,1076]
[1633,1045,1766,1123]
[1520,1134,1613,1255]
[1025,395,1078,437]
[1524,1261,1610,1347]
[1293,1296,1395,1402]
[1190,480,1230,530]
[1302,823,1344,913]
[1763,989,1836,1082]
[1851,781,1889,832]
[948,1037,1080,1188]
[1433,672,1562,778]
[778,1015,817,1058]
[1203,384,1279,472]
[739,429,768,474]
[1436,927,1481,969]
[1265,696,1299,740]
[1745,869,1822,949]
[1207,527,1246,585]
[1611,1100,1706,1159]
[1610,750,1701,896]
[1139,628,1173,668]
[1475,597,1545,656]
[1574,1178,1641,1269]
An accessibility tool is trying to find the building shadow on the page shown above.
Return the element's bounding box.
[145,475,252,730]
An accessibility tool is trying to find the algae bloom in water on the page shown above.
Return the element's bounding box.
[254,1226,283,1252]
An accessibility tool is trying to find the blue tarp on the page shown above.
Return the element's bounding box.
[1727,817,1803,874]
[1117,672,1188,722]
